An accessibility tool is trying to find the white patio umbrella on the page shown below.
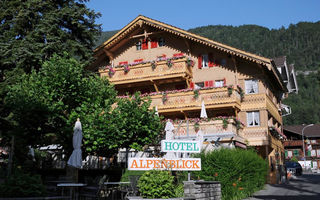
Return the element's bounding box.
[67,118,83,168]
[155,106,159,116]
[164,120,176,159]
[200,101,208,119]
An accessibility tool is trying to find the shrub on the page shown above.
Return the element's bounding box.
[120,169,146,182]
[138,170,177,199]
[193,148,268,200]
[0,170,46,197]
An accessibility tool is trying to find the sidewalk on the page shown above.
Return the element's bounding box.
[244,173,320,200]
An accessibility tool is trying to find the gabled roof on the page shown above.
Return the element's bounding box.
[284,124,320,137]
[94,15,286,91]
[273,56,286,67]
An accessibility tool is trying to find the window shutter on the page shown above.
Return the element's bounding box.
[208,80,214,87]
[119,61,128,65]
[223,78,226,86]
[142,39,148,50]
[173,53,184,57]
[204,81,209,87]
[134,59,143,63]
[190,82,194,89]
[208,53,214,67]
[198,55,202,69]
[151,40,158,48]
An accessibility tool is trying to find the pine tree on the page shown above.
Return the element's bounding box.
[0,0,101,75]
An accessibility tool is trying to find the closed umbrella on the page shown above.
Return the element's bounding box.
[67,118,83,168]
[200,101,208,119]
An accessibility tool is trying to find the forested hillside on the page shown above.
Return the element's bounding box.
[96,21,320,125]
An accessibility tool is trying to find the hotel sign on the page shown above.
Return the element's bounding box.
[161,140,200,153]
[128,158,201,171]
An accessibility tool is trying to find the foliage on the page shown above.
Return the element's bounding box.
[283,72,320,125]
[193,149,268,200]
[120,169,146,182]
[222,118,228,129]
[138,170,178,199]
[193,89,200,99]
[0,0,101,74]
[5,54,162,159]
[290,156,299,163]
[162,92,168,104]
[227,86,233,96]
[0,170,46,197]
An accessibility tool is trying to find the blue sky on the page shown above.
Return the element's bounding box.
[86,0,320,31]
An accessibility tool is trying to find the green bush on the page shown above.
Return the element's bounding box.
[0,170,46,197]
[138,170,178,199]
[193,148,268,200]
[120,169,146,182]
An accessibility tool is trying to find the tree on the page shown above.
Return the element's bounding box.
[5,54,163,165]
[0,0,101,74]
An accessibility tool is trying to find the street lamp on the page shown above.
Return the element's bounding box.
[302,124,314,170]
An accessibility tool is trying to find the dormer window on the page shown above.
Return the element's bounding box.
[158,37,165,47]
[136,41,142,51]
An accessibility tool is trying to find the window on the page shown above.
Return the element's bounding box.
[142,39,148,50]
[202,54,209,68]
[215,80,224,87]
[195,82,204,89]
[158,37,165,47]
[247,111,260,127]
[136,41,141,50]
[151,39,158,48]
[245,79,258,94]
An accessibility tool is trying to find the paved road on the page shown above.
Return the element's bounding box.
[245,173,320,200]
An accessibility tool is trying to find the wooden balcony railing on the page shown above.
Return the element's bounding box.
[150,87,241,113]
[99,58,192,85]
[173,119,241,141]
[241,94,282,123]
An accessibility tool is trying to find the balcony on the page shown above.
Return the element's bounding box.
[241,94,282,123]
[172,119,244,142]
[149,87,241,113]
[99,58,192,85]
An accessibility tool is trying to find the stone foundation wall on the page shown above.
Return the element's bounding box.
[183,181,221,200]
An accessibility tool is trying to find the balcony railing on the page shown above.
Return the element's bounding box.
[242,94,282,123]
[172,119,241,141]
[99,58,192,85]
[150,87,241,113]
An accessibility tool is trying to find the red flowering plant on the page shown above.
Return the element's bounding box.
[108,66,115,77]
[123,64,130,73]
[166,58,173,68]
[151,61,157,70]
[227,85,233,96]
[237,85,244,101]
[186,57,194,67]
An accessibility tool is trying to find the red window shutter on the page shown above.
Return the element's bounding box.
[119,61,128,65]
[208,53,214,67]
[134,59,143,63]
[142,39,148,50]
[198,55,202,69]
[204,81,209,87]
[151,40,158,48]
[208,80,214,87]
[173,53,184,57]
[223,78,226,86]
[190,82,194,89]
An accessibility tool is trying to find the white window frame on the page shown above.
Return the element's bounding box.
[158,37,165,47]
[202,54,208,68]
[215,80,224,87]
[247,111,260,127]
[136,41,142,51]
[195,82,204,89]
[245,79,259,94]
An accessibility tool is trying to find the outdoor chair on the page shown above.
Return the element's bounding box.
[80,175,108,200]
[124,175,140,199]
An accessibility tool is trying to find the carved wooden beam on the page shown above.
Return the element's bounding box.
[231,55,238,86]
[130,30,164,39]
[103,49,114,60]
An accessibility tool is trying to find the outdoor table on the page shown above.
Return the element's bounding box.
[57,183,87,200]
[103,182,130,200]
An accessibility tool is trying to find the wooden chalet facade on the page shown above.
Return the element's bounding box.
[91,16,288,183]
